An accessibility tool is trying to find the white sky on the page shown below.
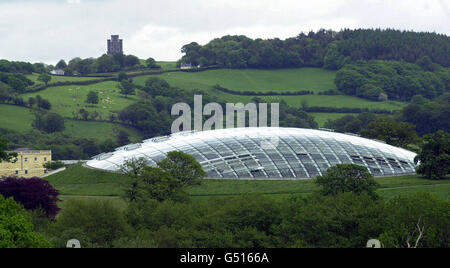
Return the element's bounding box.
[0,0,449,64]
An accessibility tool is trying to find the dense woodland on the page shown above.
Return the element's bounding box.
[335,60,449,101]
[180,29,449,69]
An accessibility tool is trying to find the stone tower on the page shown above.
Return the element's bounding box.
[107,35,123,55]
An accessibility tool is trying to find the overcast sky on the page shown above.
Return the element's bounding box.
[0,0,449,64]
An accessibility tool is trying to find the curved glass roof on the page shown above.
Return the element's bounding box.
[86,128,417,179]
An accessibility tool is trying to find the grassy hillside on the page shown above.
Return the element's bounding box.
[133,67,406,111]
[311,113,359,127]
[26,73,100,85]
[0,104,142,142]
[46,165,450,203]
[22,81,138,118]
[134,68,337,93]
[0,104,35,132]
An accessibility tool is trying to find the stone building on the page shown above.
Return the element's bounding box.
[107,35,123,55]
[0,149,52,178]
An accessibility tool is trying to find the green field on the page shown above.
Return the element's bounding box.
[133,68,406,111]
[0,104,142,142]
[311,113,359,127]
[134,68,337,93]
[0,104,35,132]
[156,61,177,70]
[4,67,409,145]
[22,81,138,118]
[26,73,99,85]
[46,165,450,205]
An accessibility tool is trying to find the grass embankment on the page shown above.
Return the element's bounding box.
[45,165,450,208]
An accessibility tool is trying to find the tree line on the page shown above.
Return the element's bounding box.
[180,29,450,69]
[0,154,448,248]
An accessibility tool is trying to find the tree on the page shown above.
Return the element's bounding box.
[0,177,60,219]
[137,166,188,202]
[146,57,161,69]
[0,137,17,163]
[117,80,135,97]
[0,86,10,103]
[415,131,450,180]
[34,112,65,133]
[116,129,130,146]
[35,95,51,110]
[28,97,36,107]
[157,151,205,186]
[51,199,128,248]
[55,60,67,70]
[86,91,99,104]
[120,158,148,179]
[275,193,385,248]
[117,71,129,82]
[43,161,65,171]
[315,164,380,199]
[359,118,418,148]
[0,195,52,248]
[143,77,170,96]
[379,192,449,248]
[37,73,51,86]
[124,55,140,67]
[78,109,90,121]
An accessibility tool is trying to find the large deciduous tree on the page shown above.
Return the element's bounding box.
[359,118,418,148]
[158,151,205,186]
[415,131,450,180]
[0,177,61,219]
[315,164,380,199]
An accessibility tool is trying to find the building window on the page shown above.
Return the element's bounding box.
[24,157,28,162]
[15,170,19,175]
[44,157,47,162]
[34,157,38,162]
[25,170,28,175]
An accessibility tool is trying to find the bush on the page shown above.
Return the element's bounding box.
[43,161,65,171]
[86,91,99,104]
[51,199,129,248]
[0,195,52,248]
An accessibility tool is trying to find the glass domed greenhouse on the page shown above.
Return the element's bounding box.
[86,128,417,179]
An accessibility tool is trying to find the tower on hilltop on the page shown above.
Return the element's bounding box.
[107,35,123,55]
